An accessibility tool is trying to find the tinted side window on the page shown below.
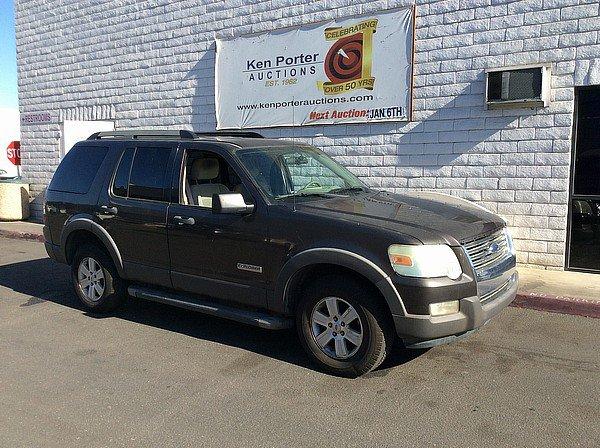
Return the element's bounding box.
[112,148,134,197]
[48,145,108,194]
[128,147,172,201]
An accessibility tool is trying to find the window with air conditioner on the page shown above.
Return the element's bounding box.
[485,65,551,109]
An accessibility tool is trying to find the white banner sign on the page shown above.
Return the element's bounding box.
[215,7,414,129]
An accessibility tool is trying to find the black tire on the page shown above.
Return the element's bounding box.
[296,275,394,377]
[71,244,127,313]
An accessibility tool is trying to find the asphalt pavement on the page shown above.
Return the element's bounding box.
[0,237,599,448]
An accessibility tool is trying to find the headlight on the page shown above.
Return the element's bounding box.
[388,244,462,280]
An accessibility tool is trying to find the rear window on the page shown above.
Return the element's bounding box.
[48,145,108,194]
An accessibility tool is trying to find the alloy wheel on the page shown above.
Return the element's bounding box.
[77,257,105,302]
[310,297,364,359]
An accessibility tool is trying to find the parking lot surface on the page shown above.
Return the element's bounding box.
[0,237,599,447]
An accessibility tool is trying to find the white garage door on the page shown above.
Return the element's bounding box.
[61,120,115,157]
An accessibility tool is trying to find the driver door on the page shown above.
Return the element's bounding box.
[167,143,270,309]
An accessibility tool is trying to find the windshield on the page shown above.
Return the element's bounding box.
[235,145,365,199]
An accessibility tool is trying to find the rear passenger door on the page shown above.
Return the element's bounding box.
[98,143,176,288]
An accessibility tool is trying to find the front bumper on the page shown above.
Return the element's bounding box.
[393,271,518,348]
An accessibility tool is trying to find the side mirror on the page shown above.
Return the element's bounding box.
[212,193,255,215]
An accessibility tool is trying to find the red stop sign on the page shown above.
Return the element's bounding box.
[7,141,21,166]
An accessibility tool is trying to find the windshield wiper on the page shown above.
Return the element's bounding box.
[297,192,338,198]
[277,191,339,199]
[328,186,368,194]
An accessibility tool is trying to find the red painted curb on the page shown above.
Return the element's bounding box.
[511,292,600,319]
[0,230,45,243]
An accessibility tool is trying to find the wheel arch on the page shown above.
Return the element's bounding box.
[60,216,125,277]
[274,248,407,317]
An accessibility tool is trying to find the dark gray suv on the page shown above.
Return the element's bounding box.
[44,130,517,377]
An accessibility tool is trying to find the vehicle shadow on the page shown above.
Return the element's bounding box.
[0,256,427,376]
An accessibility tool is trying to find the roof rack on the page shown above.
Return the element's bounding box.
[87,130,264,140]
[195,131,264,139]
[88,130,196,140]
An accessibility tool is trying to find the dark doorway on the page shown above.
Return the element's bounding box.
[567,86,600,272]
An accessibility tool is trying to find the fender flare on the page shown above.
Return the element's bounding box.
[60,216,125,277]
[275,248,407,316]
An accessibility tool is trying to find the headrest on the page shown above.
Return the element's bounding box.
[190,158,219,180]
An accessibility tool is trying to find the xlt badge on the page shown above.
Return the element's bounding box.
[237,263,263,274]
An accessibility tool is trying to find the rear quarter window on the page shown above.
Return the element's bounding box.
[48,145,109,194]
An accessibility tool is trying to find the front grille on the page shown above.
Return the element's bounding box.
[479,278,512,305]
[462,229,510,274]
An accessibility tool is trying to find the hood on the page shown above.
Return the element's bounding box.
[295,190,504,245]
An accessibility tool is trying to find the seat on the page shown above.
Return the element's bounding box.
[189,158,230,207]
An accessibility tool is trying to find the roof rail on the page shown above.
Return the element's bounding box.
[195,131,264,139]
[88,130,197,140]
[87,130,264,140]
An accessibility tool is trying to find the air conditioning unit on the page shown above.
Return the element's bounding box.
[485,64,551,109]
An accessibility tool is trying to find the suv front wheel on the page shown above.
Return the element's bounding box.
[71,244,127,312]
[296,276,394,377]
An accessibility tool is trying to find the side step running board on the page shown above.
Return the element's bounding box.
[128,285,293,330]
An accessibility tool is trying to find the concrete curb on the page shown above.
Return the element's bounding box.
[511,293,600,319]
[0,229,45,243]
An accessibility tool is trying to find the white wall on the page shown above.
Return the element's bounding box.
[0,108,20,178]
[14,0,600,269]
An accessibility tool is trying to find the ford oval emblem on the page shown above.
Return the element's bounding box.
[486,242,500,255]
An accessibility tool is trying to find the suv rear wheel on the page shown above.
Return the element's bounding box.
[71,244,126,312]
[296,276,394,377]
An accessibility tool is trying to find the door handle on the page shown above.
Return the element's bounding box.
[173,215,195,226]
[99,205,118,216]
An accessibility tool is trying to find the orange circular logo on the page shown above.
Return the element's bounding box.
[324,34,363,84]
